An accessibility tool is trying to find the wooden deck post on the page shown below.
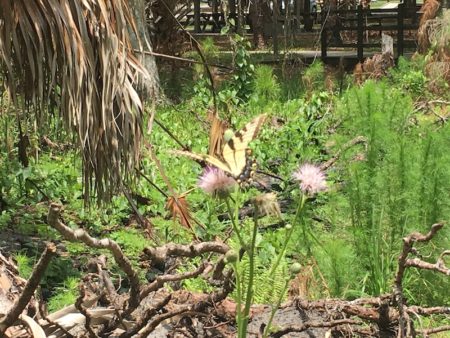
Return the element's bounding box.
[397,3,404,57]
[230,0,237,23]
[357,4,364,62]
[273,0,279,55]
[321,25,327,61]
[194,0,201,33]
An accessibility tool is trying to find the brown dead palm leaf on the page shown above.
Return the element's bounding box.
[0,0,149,202]
[165,191,194,231]
[418,0,441,52]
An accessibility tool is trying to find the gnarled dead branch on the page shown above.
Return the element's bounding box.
[0,243,57,335]
[47,203,141,310]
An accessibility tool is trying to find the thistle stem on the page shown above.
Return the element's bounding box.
[268,194,306,277]
[233,261,243,336]
[261,194,306,337]
[262,278,290,338]
[240,216,259,338]
[225,197,245,248]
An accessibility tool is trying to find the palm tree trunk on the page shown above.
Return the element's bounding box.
[130,0,160,99]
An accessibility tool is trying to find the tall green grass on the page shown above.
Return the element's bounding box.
[317,81,450,303]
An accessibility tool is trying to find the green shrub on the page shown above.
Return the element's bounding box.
[330,80,450,302]
[302,60,326,92]
[252,65,281,104]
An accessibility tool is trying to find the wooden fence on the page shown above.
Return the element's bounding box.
[320,4,422,62]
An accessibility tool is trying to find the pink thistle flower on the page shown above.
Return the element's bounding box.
[292,163,327,195]
[198,166,237,198]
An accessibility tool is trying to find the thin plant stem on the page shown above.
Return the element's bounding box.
[233,261,243,336]
[269,193,307,277]
[260,194,307,337]
[225,197,245,248]
[240,216,259,338]
[262,278,290,338]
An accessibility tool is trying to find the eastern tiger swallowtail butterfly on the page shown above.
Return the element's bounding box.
[172,114,267,182]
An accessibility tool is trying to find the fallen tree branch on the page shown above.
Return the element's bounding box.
[75,285,99,338]
[118,294,172,338]
[140,262,207,299]
[422,325,450,337]
[47,203,141,309]
[270,319,362,338]
[407,306,450,316]
[394,223,445,338]
[0,242,57,335]
[143,242,229,268]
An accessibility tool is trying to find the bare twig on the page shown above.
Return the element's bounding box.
[138,271,233,337]
[121,186,155,240]
[320,136,368,171]
[136,306,191,338]
[405,249,450,275]
[133,49,232,70]
[38,300,75,338]
[0,243,57,334]
[47,203,141,309]
[394,223,445,338]
[154,119,190,151]
[407,306,450,316]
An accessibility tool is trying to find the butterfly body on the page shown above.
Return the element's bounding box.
[172,114,267,183]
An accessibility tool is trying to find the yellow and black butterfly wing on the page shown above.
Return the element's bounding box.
[171,150,232,174]
[221,114,267,179]
[171,114,267,181]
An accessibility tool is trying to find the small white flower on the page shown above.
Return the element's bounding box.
[292,163,327,195]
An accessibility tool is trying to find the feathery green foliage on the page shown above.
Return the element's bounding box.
[331,80,450,301]
[47,277,79,312]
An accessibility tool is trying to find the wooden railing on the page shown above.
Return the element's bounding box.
[320,4,422,61]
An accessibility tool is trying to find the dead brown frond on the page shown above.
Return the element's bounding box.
[417,0,441,52]
[0,0,149,201]
[353,52,394,84]
[165,193,194,231]
[421,10,450,92]
[420,0,441,27]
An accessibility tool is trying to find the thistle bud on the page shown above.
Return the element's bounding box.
[290,262,302,275]
[224,129,235,143]
[224,250,238,264]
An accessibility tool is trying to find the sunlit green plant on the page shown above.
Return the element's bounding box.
[14,252,33,279]
[47,277,79,312]
[332,80,450,302]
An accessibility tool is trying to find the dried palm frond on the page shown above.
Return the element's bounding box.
[418,0,441,52]
[422,10,450,91]
[0,0,149,201]
[165,193,194,230]
[353,52,394,84]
